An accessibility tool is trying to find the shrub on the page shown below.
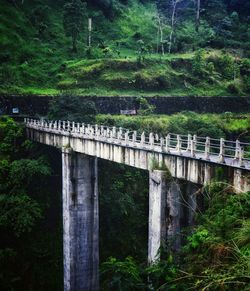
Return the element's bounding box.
[192,49,206,76]
[227,81,241,94]
[136,97,155,115]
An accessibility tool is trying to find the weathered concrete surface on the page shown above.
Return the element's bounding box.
[148,170,167,263]
[148,174,197,262]
[62,149,99,291]
[26,125,250,193]
[166,181,181,252]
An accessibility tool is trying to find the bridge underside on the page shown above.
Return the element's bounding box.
[27,127,250,193]
[25,125,250,291]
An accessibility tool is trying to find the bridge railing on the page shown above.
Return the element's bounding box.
[25,118,250,167]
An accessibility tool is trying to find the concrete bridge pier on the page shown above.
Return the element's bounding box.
[149,170,197,263]
[166,180,182,252]
[62,148,99,291]
[148,170,183,263]
[148,170,167,264]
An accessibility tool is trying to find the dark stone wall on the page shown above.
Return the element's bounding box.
[1,95,250,116]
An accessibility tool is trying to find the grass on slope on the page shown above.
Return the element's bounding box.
[55,52,246,97]
[0,0,249,96]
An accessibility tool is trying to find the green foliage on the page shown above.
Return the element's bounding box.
[9,158,51,193]
[101,256,144,290]
[97,112,250,140]
[0,194,42,237]
[192,49,206,76]
[99,160,148,262]
[185,228,210,249]
[0,116,23,157]
[0,117,62,290]
[63,0,87,52]
[0,0,250,95]
[161,112,225,137]
[179,187,250,290]
[177,21,215,51]
[227,80,242,94]
[136,97,155,115]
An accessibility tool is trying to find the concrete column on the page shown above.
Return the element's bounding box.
[148,172,183,264]
[166,181,181,252]
[148,170,167,264]
[62,148,99,291]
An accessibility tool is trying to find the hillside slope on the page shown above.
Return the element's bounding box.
[0,0,249,96]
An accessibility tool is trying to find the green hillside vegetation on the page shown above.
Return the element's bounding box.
[0,0,250,96]
[96,111,250,141]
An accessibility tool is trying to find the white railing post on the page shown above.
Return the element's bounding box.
[205,137,210,160]
[100,125,103,135]
[190,135,197,157]
[90,125,94,137]
[112,127,116,139]
[165,134,170,152]
[140,132,145,146]
[80,123,84,133]
[176,135,182,155]
[125,131,129,145]
[107,128,111,138]
[239,147,244,168]
[234,140,240,159]
[76,123,80,132]
[67,121,70,131]
[149,133,154,147]
[160,137,164,148]
[72,122,75,132]
[132,131,137,146]
[218,138,225,163]
[187,134,192,151]
[95,124,98,136]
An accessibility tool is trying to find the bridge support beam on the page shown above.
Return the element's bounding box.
[148,170,167,263]
[148,170,183,264]
[166,180,181,252]
[62,148,99,291]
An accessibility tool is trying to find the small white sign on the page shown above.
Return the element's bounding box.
[120,109,137,115]
[12,108,19,114]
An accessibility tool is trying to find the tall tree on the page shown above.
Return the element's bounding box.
[168,0,183,53]
[63,0,86,52]
[196,0,201,32]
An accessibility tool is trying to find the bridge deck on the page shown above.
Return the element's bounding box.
[25,118,250,170]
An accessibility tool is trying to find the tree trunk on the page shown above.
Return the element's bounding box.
[196,0,201,32]
[168,0,177,54]
[159,21,164,55]
[156,17,160,54]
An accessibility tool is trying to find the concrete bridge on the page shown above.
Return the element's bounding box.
[25,118,250,291]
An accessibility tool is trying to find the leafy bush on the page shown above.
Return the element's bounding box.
[192,49,206,76]
[101,257,144,290]
[227,81,241,94]
[136,97,155,115]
